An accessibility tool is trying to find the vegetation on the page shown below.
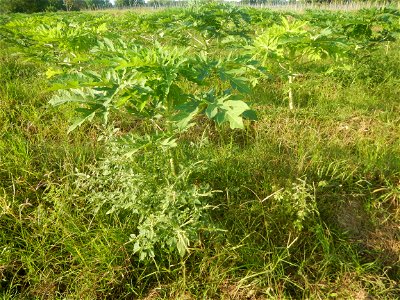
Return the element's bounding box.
[0,3,399,298]
[1,0,399,13]
[0,0,112,13]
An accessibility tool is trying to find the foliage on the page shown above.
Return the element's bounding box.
[83,0,110,9]
[0,0,53,13]
[249,15,351,109]
[0,14,110,63]
[115,0,144,7]
[75,138,213,260]
[0,0,110,12]
[1,4,400,299]
[48,40,257,131]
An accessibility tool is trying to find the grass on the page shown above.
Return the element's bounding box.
[1,7,400,299]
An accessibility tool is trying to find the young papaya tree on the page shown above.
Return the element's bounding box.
[249,16,351,109]
[49,39,257,133]
[47,38,259,261]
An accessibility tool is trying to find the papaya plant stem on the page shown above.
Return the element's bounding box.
[288,74,294,110]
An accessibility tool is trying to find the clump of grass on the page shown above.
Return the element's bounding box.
[0,47,105,298]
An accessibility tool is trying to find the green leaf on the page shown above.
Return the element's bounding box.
[159,137,177,150]
[224,111,244,129]
[242,109,258,121]
[175,229,189,257]
[205,102,218,119]
[68,109,96,133]
[224,100,250,115]
[172,106,199,132]
[229,76,251,94]
[45,67,63,79]
[49,90,86,106]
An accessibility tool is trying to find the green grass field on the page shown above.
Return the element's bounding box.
[0,3,399,299]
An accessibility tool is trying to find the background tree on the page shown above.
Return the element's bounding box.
[63,0,86,10]
[63,0,74,10]
[47,0,65,11]
[115,0,144,7]
[84,0,111,9]
[0,0,49,13]
[0,0,109,12]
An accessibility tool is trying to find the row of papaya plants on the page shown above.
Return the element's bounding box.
[1,3,399,262]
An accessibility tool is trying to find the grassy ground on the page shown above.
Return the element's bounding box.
[1,9,399,299]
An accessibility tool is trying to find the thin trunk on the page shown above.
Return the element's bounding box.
[288,75,294,110]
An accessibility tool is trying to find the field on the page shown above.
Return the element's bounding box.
[0,3,399,299]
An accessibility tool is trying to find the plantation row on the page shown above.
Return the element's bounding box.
[1,3,399,298]
[1,4,399,129]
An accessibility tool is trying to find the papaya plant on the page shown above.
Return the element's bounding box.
[46,35,259,261]
[49,38,257,132]
[0,14,111,63]
[249,16,351,109]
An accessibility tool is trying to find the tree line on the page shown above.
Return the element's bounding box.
[0,0,116,12]
[1,0,397,14]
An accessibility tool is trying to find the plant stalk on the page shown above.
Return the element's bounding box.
[288,75,294,110]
